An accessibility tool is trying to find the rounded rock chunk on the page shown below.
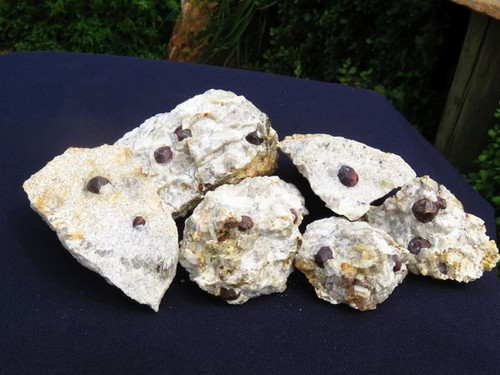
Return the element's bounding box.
[366,175,500,282]
[295,217,410,311]
[180,176,308,304]
[117,89,279,218]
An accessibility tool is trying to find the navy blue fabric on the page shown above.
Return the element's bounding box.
[1,52,499,374]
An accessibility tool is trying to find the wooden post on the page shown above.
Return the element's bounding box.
[435,11,500,172]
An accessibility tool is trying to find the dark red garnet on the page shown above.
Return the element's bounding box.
[174,126,192,141]
[133,216,146,228]
[315,246,333,268]
[245,130,263,145]
[411,198,439,223]
[238,215,254,230]
[337,165,359,187]
[219,287,239,300]
[86,176,110,194]
[407,236,431,255]
[154,146,173,164]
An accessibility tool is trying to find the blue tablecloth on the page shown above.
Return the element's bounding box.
[1,52,498,374]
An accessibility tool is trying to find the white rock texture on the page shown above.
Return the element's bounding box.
[23,144,179,311]
[118,89,278,217]
[179,176,308,304]
[295,216,410,311]
[279,134,416,220]
[365,175,499,282]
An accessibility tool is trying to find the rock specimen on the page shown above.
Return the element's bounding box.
[180,176,307,304]
[23,144,179,311]
[118,89,279,217]
[295,216,410,311]
[279,134,416,220]
[365,175,499,282]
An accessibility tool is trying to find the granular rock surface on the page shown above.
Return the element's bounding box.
[118,89,278,217]
[295,216,410,311]
[365,175,499,282]
[180,176,307,304]
[279,134,416,220]
[23,144,179,311]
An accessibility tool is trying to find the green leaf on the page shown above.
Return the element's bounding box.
[374,85,386,96]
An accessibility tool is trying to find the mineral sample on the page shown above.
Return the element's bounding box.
[23,144,179,311]
[117,89,279,217]
[279,134,416,220]
[179,176,308,304]
[295,216,410,311]
[365,175,500,282]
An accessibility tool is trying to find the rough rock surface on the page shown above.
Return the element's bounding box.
[365,175,499,282]
[279,134,416,220]
[118,89,279,217]
[23,144,179,311]
[179,176,308,304]
[295,216,410,311]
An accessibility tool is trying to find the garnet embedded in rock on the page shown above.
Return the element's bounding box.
[219,287,239,300]
[337,165,359,187]
[407,236,432,255]
[133,216,146,227]
[290,208,299,224]
[238,215,254,230]
[411,198,439,223]
[392,255,402,272]
[154,146,173,164]
[174,126,192,141]
[438,262,448,275]
[86,176,110,194]
[436,197,447,209]
[245,130,264,145]
[315,246,333,268]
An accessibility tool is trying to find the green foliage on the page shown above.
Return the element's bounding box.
[195,0,277,67]
[0,0,179,59]
[466,102,500,244]
[257,0,450,140]
[194,0,456,141]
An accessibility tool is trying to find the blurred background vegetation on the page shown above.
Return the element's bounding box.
[0,0,498,239]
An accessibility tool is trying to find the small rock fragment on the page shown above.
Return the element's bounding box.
[295,217,410,311]
[279,134,416,220]
[180,176,308,304]
[365,175,500,282]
